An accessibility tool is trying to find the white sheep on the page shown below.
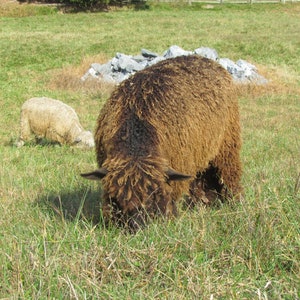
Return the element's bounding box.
[16,97,95,148]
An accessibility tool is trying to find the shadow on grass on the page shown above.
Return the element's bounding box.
[35,182,235,233]
[8,137,62,148]
[36,186,103,225]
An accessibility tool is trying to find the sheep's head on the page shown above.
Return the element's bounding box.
[73,131,95,148]
[81,157,190,230]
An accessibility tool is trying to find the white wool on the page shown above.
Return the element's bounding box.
[17,97,94,148]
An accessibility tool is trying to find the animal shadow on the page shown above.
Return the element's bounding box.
[36,186,102,225]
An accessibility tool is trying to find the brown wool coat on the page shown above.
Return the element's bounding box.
[82,55,242,228]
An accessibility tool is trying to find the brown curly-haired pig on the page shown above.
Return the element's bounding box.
[82,55,242,230]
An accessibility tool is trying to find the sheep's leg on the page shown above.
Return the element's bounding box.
[43,128,66,145]
[212,137,243,201]
[16,114,31,147]
[185,166,223,208]
[186,129,242,207]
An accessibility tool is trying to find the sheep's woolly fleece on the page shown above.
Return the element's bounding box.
[81,55,242,229]
[17,97,95,148]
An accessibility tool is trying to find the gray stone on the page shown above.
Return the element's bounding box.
[147,56,165,67]
[119,54,144,72]
[236,60,268,84]
[81,45,268,85]
[141,48,158,58]
[163,45,193,59]
[112,71,131,83]
[219,58,245,81]
[194,47,219,61]
[91,62,112,76]
[236,59,257,73]
[80,66,99,81]
[132,54,148,62]
[111,56,121,72]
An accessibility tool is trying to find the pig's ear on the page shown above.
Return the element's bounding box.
[81,168,108,180]
[165,168,192,181]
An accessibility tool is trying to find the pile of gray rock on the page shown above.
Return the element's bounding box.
[81,45,268,85]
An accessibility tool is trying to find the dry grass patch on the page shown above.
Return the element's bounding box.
[235,63,300,100]
[48,53,116,99]
[0,0,56,17]
[50,56,300,105]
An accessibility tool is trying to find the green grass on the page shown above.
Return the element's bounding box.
[1,1,300,298]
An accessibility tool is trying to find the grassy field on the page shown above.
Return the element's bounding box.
[0,1,299,298]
